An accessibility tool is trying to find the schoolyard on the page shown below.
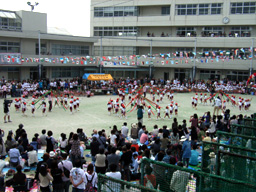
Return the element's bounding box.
[1,92,255,140]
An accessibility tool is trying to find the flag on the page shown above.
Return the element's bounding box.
[185,59,188,63]
[205,52,209,56]
[226,51,230,55]
[200,59,204,63]
[84,61,87,65]
[166,60,169,64]
[132,61,135,66]
[175,60,178,64]
[171,60,174,65]
[220,51,223,56]
[161,61,164,65]
[240,48,245,53]
[113,62,117,65]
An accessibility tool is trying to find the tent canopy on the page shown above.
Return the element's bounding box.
[82,73,104,80]
[87,74,113,81]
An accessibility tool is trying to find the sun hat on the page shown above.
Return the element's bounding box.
[49,151,55,157]
[180,136,187,142]
[209,152,215,158]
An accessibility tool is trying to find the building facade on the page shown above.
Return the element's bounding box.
[0,10,98,81]
[91,0,256,81]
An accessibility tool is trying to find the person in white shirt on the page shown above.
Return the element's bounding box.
[27,145,38,166]
[213,96,222,116]
[105,164,121,192]
[84,163,98,191]
[58,153,73,192]
[121,122,129,138]
[70,160,86,191]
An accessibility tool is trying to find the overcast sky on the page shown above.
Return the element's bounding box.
[1,0,91,37]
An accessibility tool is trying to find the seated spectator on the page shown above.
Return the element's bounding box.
[70,160,85,191]
[150,138,161,157]
[107,147,120,171]
[151,125,159,137]
[189,144,199,166]
[9,144,20,167]
[131,139,139,152]
[30,137,38,151]
[12,165,27,191]
[35,153,50,180]
[140,131,149,144]
[5,135,16,153]
[59,133,68,151]
[27,145,38,167]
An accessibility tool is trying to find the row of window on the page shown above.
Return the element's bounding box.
[52,67,84,78]
[0,41,20,53]
[94,46,138,56]
[94,27,138,37]
[51,44,89,55]
[176,3,222,15]
[94,26,251,37]
[94,2,256,17]
[94,6,138,17]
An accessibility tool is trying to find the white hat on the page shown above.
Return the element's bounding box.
[180,136,187,142]
[209,152,215,158]
[49,151,55,157]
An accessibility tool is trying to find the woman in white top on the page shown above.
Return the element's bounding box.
[59,133,68,151]
[105,164,121,192]
[39,163,53,192]
[84,163,98,191]
[95,148,106,174]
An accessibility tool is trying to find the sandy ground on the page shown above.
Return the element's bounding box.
[0,92,255,140]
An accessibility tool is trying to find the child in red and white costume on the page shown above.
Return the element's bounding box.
[31,102,35,117]
[121,104,127,119]
[156,99,160,107]
[200,93,203,104]
[195,93,198,100]
[170,92,174,100]
[115,103,120,116]
[152,93,155,102]
[73,99,77,112]
[204,94,208,105]
[32,95,36,103]
[107,102,112,115]
[14,99,19,112]
[69,101,73,114]
[223,100,226,111]
[54,95,59,107]
[191,97,195,108]
[60,94,64,106]
[194,98,198,110]
[238,99,242,111]
[148,106,152,119]
[22,102,27,116]
[42,101,47,116]
[164,106,170,119]
[22,95,26,103]
[169,104,173,118]
[156,106,161,120]
[160,94,164,102]
[64,95,68,106]
[76,98,80,110]
[131,98,135,108]
[174,103,179,115]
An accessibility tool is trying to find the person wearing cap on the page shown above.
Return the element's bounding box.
[181,136,191,168]
[209,152,216,174]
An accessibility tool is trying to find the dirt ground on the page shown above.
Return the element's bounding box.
[1,92,255,140]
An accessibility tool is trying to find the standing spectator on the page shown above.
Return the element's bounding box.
[40,129,47,147]
[70,134,81,165]
[70,160,85,192]
[15,124,24,141]
[58,152,73,192]
[109,130,117,147]
[190,126,198,146]
[190,114,198,128]
[121,122,129,138]
[3,99,12,123]
[120,145,132,182]
[189,145,199,166]
[90,137,100,163]
[137,105,144,124]
[106,164,122,191]
[97,131,107,150]
[51,160,64,192]
[46,131,56,153]
[160,132,169,151]
[84,163,98,191]
[12,165,27,191]
[39,163,53,192]
[107,147,120,171]
[170,162,190,192]
[172,118,178,133]
[35,153,50,180]
[95,148,106,174]
[59,133,68,151]
[181,136,191,167]
[131,139,139,152]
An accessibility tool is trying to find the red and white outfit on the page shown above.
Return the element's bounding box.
[31,102,35,116]
[22,102,27,114]
[69,101,73,114]
[42,102,46,114]
[174,104,178,115]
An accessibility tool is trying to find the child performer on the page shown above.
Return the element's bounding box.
[54,95,59,107]
[31,102,35,117]
[42,101,47,116]
[73,99,77,112]
[169,104,173,119]
[121,105,127,119]
[194,98,198,110]
[148,106,152,119]
[156,106,161,120]
[128,92,132,100]
[191,97,195,108]
[160,94,164,102]
[200,93,203,104]
[107,102,112,115]
[22,102,27,117]
[174,103,179,115]
[223,100,226,111]
[69,100,73,115]
[164,106,170,119]
[14,99,19,112]
[76,98,80,110]
[203,94,208,105]
[115,103,120,116]
[64,95,68,106]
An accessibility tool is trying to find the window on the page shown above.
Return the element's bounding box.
[200,70,220,80]
[203,27,223,36]
[231,2,256,14]
[0,41,20,53]
[177,27,195,37]
[161,6,170,15]
[0,10,22,31]
[199,4,209,15]
[176,4,197,15]
[36,43,47,55]
[94,6,138,17]
[174,69,190,81]
[187,4,197,15]
[94,46,138,56]
[52,67,85,78]
[230,26,251,37]
[211,3,222,14]
[227,71,249,81]
[51,44,89,55]
[94,26,138,37]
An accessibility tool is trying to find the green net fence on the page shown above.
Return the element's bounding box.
[202,141,256,183]
[98,173,158,192]
[216,131,256,149]
[139,158,256,192]
[244,118,256,127]
[230,124,256,136]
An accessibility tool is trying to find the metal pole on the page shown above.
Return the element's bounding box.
[193,38,197,80]
[100,36,103,73]
[38,30,41,80]
[150,39,152,56]
[250,38,254,75]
